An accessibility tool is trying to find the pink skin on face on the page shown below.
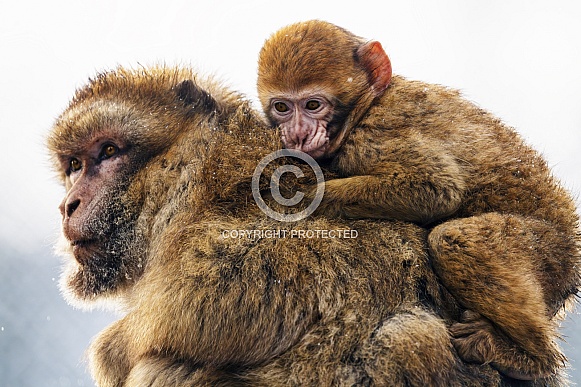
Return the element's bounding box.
[281,118,329,159]
[58,135,128,263]
[270,95,333,159]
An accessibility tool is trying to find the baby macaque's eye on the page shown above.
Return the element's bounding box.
[274,102,289,113]
[306,100,321,110]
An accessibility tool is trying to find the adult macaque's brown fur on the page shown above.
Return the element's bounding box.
[46,66,551,386]
[257,20,581,380]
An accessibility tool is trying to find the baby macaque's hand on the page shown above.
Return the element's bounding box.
[281,120,329,159]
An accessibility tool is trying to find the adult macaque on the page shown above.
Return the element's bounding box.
[48,66,530,386]
[257,20,580,380]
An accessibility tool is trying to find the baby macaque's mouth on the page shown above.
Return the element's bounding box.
[302,142,329,160]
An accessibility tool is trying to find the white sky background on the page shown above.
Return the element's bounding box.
[1,0,580,253]
[0,0,580,384]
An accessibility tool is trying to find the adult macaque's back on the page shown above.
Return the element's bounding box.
[257,20,581,380]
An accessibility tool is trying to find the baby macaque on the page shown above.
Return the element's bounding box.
[257,20,580,381]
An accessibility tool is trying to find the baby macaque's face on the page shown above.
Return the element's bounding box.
[266,90,335,159]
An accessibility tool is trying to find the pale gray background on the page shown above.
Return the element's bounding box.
[1,0,580,385]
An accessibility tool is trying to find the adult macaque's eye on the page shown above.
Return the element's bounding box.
[274,102,289,113]
[100,144,119,159]
[306,100,321,110]
[70,158,82,172]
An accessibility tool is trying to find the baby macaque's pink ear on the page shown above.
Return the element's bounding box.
[357,41,392,96]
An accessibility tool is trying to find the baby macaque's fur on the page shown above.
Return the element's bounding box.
[257,20,581,380]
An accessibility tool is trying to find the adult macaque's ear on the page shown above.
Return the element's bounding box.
[356,41,392,96]
[174,79,218,114]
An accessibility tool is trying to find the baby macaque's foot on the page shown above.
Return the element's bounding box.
[450,310,498,365]
[450,310,558,381]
